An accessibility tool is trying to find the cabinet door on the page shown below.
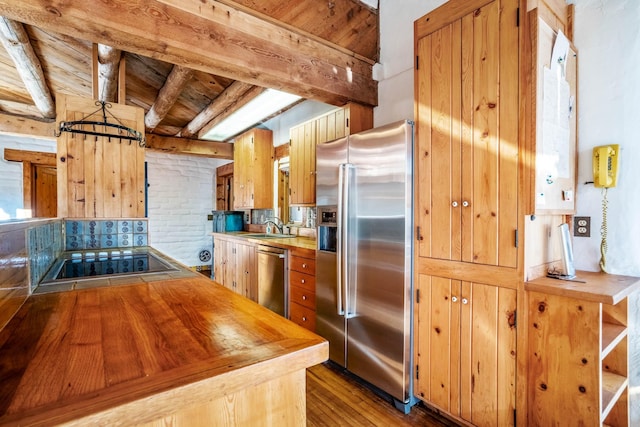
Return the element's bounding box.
[236,242,256,300]
[415,0,518,268]
[415,274,516,426]
[290,121,316,205]
[213,237,231,288]
[233,133,251,209]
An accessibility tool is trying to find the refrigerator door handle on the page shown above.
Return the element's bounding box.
[336,164,347,316]
[341,163,356,320]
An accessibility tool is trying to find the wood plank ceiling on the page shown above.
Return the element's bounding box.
[0,0,378,158]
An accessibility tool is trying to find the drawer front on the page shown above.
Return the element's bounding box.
[290,284,316,310]
[289,270,315,292]
[290,255,316,275]
[290,302,316,331]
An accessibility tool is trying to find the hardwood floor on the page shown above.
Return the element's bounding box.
[306,362,458,427]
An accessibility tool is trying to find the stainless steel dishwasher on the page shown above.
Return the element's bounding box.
[257,245,288,317]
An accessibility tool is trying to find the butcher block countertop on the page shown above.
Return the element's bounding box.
[0,276,328,426]
[525,270,640,304]
[212,231,317,251]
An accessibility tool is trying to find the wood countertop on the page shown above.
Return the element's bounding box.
[0,276,328,426]
[212,232,317,251]
[525,270,640,304]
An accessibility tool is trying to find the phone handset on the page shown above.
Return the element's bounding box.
[593,144,619,188]
[592,144,620,272]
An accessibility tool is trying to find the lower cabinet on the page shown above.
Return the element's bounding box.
[288,247,316,331]
[414,274,517,426]
[213,235,257,301]
[526,277,635,427]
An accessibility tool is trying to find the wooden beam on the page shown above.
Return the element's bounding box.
[145,65,194,132]
[197,85,265,139]
[97,44,122,102]
[178,81,255,138]
[4,148,56,166]
[0,0,377,107]
[0,113,55,139]
[118,55,127,104]
[145,134,233,159]
[0,17,55,119]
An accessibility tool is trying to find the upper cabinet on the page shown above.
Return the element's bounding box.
[289,103,373,206]
[414,0,519,269]
[233,128,274,210]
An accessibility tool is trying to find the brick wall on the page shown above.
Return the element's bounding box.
[145,151,229,267]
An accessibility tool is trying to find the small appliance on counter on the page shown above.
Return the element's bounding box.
[211,210,244,233]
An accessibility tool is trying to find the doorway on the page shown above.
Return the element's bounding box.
[4,148,57,217]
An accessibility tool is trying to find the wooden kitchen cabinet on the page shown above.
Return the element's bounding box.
[289,102,372,206]
[213,235,257,301]
[526,272,640,427]
[414,274,517,426]
[233,128,273,209]
[414,0,519,268]
[288,247,316,331]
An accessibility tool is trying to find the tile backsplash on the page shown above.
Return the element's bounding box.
[28,221,64,291]
[65,219,148,251]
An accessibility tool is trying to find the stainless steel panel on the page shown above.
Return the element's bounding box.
[257,245,287,317]
[346,121,414,403]
[315,249,345,366]
[315,137,348,207]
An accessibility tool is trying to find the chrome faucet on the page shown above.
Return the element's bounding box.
[263,217,284,234]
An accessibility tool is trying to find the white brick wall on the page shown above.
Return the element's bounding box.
[0,136,56,219]
[145,151,230,267]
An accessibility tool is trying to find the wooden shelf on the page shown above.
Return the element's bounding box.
[601,322,627,359]
[601,371,628,421]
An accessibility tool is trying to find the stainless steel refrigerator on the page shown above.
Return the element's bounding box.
[316,120,416,413]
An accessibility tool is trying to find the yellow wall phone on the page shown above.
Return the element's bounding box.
[592,144,619,188]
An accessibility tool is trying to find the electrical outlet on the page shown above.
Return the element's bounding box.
[574,216,590,237]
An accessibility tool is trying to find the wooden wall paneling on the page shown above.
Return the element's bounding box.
[460,12,474,264]
[415,35,432,260]
[302,121,315,204]
[471,1,500,266]
[56,94,145,218]
[498,0,520,267]
[83,120,97,217]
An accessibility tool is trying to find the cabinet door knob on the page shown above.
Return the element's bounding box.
[452,201,459,207]
[452,296,458,302]
[302,316,307,322]
[462,298,468,305]
[301,279,306,284]
[302,263,307,268]
[302,295,307,300]
[462,201,469,207]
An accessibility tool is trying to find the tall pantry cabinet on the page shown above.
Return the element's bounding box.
[413,0,520,425]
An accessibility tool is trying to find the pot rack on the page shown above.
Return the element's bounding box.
[54,101,146,147]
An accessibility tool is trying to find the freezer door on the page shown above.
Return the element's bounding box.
[345,121,414,403]
[316,137,348,207]
[315,249,346,366]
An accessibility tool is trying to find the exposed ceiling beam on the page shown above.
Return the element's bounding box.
[96,44,122,102]
[197,85,265,140]
[0,17,55,119]
[178,81,255,138]
[0,112,55,139]
[145,65,193,132]
[0,0,377,107]
[145,134,232,159]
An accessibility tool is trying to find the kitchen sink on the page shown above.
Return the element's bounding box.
[243,233,297,239]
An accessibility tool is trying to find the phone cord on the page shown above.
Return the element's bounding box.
[599,187,608,273]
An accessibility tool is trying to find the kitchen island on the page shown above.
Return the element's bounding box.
[0,274,328,426]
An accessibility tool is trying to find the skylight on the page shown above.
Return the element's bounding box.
[201,89,302,141]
